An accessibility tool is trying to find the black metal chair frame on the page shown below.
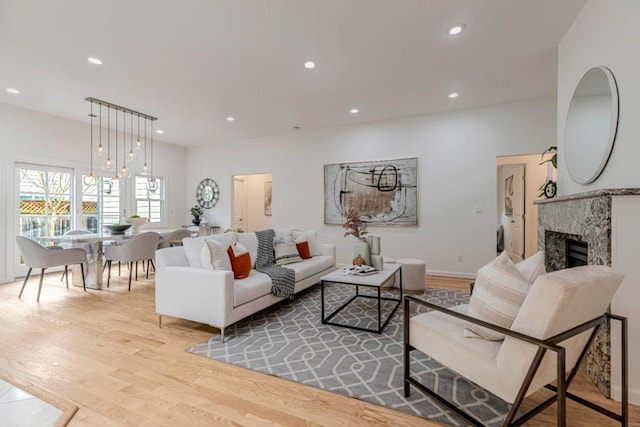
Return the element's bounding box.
[403,296,628,426]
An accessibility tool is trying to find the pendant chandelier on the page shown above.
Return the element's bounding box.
[85,97,158,190]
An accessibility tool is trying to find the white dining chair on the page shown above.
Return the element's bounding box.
[16,236,87,302]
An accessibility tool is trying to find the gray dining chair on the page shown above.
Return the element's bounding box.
[157,229,191,249]
[104,232,160,291]
[60,229,92,281]
[15,236,87,302]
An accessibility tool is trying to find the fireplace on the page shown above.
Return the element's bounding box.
[566,239,588,268]
[536,191,613,397]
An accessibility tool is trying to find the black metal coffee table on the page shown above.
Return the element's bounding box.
[320,263,402,333]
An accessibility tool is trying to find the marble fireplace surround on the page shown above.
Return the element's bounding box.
[536,188,640,398]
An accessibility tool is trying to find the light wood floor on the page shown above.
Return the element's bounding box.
[0,271,636,426]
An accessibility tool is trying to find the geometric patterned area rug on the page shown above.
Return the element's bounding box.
[188,284,515,426]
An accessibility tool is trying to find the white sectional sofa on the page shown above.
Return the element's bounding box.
[155,230,335,340]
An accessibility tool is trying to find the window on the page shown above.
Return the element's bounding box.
[81,175,121,232]
[18,164,73,238]
[135,176,164,223]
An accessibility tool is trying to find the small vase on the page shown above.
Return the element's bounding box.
[352,239,370,266]
[192,217,201,226]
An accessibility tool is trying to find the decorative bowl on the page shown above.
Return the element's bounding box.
[125,216,149,233]
[103,224,132,235]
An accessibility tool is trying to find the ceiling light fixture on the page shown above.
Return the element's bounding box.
[6,88,20,94]
[156,129,164,134]
[226,116,235,122]
[448,24,465,36]
[304,61,316,69]
[350,108,359,114]
[448,92,459,98]
[86,97,157,186]
[87,57,103,65]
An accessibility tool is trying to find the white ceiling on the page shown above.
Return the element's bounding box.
[0,0,585,147]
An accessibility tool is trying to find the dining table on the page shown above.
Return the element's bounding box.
[35,228,177,290]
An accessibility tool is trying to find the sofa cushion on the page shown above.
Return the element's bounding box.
[291,229,322,256]
[183,233,237,268]
[234,270,272,306]
[227,243,252,280]
[236,232,258,268]
[200,240,232,271]
[284,255,334,282]
[515,251,545,285]
[274,242,302,265]
[465,251,529,340]
[296,241,312,259]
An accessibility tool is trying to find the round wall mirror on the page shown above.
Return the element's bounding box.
[564,66,619,184]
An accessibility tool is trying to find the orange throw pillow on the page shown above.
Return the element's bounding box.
[227,246,252,279]
[296,241,312,259]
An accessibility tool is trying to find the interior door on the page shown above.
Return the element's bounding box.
[499,164,526,262]
[232,177,247,230]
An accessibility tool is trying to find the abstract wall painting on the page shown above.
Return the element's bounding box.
[324,157,418,226]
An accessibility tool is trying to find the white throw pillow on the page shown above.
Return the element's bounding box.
[229,241,249,257]
[515,251,546,285]
[291,229,322,256]
[464,251,530,340]
[274,242,302,265]
[200,240,232,271]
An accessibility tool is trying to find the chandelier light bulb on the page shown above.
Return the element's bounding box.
[143,163,148,175]
[136,138,142,149]
[97,143,104,156]
[83,173,96,186]
[147,177,158,192]
[129,149,136,161]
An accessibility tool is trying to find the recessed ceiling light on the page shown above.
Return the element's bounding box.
[304,61,316,69]
[6,88,20,94]
[156,129,164,134]
[87,57,103,65]
[350,108,359,114]
[448,24,465,36]
[448,92,459,99]
[226,116,235,122]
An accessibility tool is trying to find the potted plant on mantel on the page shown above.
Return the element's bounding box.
[190,204,203,226]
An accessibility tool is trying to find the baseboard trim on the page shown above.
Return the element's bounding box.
[427,270,476,279]
[611,384,640,406]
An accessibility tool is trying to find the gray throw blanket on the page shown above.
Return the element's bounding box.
[255,229,296,300]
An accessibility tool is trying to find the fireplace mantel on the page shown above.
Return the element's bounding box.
[534,188,640,205]
[536,188,640,398]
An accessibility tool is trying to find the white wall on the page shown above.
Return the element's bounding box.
[558,0,640,404]
[234,173,272,232]
[557,0,640,195]
[0,102,188,283]
[188,97,555,277]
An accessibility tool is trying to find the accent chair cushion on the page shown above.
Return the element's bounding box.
[227,242,252,279]
[465,251,529,340]
[515,251,546,285]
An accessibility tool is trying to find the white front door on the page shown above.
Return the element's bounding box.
[499,164,526,263]
[232,177,247,230]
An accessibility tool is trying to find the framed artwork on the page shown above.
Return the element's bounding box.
[504,175,514,216]
[264,181,272,216]
[324,157,418,226]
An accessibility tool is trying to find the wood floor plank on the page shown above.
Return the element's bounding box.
[0,271,637,426]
